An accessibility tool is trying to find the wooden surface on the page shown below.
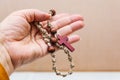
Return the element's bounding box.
[0,0,120,71]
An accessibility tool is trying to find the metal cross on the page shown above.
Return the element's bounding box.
[57,35,75,52]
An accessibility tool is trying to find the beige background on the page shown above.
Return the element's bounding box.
[0,0,120,72]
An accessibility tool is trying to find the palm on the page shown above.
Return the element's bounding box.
[0,13,47,68]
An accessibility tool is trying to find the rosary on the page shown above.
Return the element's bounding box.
[34,9,75,77]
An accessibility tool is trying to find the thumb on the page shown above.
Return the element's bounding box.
[12,9,51,22]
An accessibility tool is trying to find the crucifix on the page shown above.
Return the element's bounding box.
[57,34,75,52]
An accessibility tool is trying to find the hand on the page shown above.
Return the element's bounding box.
[0,9,84,74]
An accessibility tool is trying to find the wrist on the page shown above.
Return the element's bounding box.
[0,35,14,76]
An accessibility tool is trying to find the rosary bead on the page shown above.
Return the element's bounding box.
[49,9,56,16]
[51,28,57,35]
[47,22,52,28]
[48,46,55,53]
[62,75,67,77]
[68,72,72,75]
[52,66,56,70]
[44,38,50,43]
[56,72,61,75]
[45,27,51,33]
[50,37,58,43]
[70,64,75,68]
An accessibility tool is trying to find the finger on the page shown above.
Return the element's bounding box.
[41,13,70,26]
[57,20,84,36]
[68,35,80,44]
[12,9,50,22]
[52,13,70,21]
[51,14,84,30]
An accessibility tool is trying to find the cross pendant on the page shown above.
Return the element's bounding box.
[57,35,75,52]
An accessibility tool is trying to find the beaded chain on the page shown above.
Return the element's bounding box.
[34,9,75,77]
